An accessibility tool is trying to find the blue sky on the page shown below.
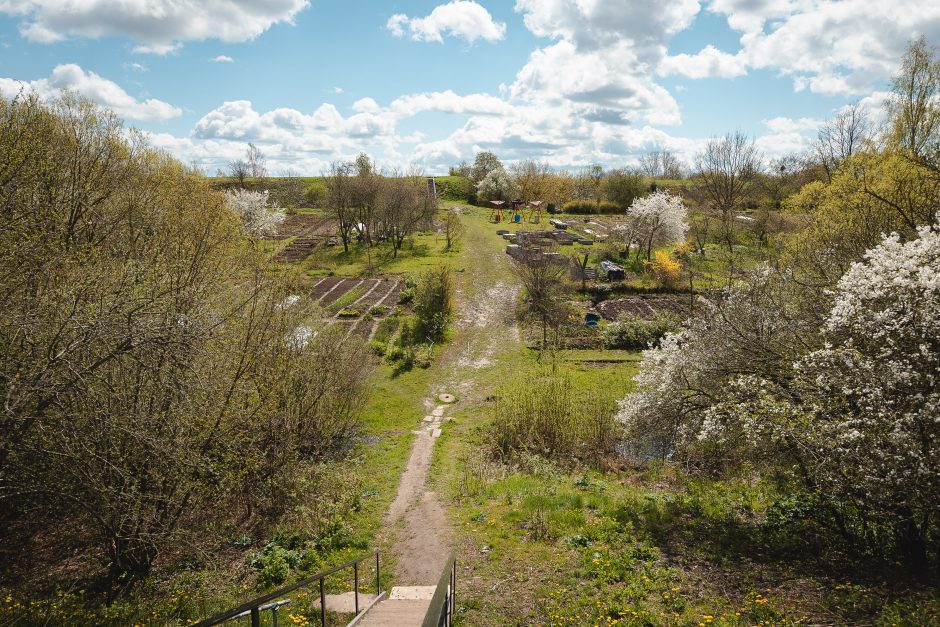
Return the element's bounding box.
[2,0,938,174]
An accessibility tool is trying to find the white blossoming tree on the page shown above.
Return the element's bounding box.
[788,221,940,568]
[476,167,518,202]
[619,219,940,568]
[224,188,285,237]
[627,191,689,259]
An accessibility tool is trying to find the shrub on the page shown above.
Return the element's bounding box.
[563,200,598,214]
[397,286,415,305]
[602,314,679,350]
[562,200,621,214]
[304,182,327,207]
[647,250,682,288]
[413,266,454,343]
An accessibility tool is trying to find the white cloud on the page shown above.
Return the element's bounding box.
[123,62,147,72]
[659,45,747,79]
[0,64,181,122]
[211,55,234,63]
[0,0,310,54]
[706,0,940,95]
[333,86,344,94]
[387,1,506,43]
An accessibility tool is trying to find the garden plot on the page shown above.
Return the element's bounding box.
[596,295,690,321]
[319,278,365,307]
[310,276,345,300]
[272,214,330,240]
[352,278,400,314]
[272,214,336,264]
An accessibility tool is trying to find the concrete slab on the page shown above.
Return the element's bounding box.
[432,407,445,417]
[311,592,378,613]
[423,415,434,422]
[432,428,442,438]
[389,586,436,600]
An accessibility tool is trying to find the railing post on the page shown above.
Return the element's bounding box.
[250,607,260,627]
[375,552,380,597]
[354,562,359,615]
[319,578,326,627]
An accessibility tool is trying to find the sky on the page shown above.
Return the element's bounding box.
[1,0,939,175]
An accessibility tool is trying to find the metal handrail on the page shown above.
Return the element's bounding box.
[421,553,456,627]
[194,551,380,627]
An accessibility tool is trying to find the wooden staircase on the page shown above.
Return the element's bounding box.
[351,587,435,626]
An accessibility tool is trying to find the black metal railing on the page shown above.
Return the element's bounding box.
[421,553,456,627]
[194,551,381,627]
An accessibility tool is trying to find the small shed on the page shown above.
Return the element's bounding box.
[600,260,625,281]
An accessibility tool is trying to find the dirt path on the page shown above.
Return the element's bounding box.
[382,207,520,585]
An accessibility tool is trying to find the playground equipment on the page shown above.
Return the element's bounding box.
[527,200,543,224]
[489,200,506,222]
[511,198,524,223]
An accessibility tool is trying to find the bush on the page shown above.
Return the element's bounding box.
[397,286,415,304]
[647,250,682,289]
[304,182,327,207]
[603,314,680,350]
[413,266,454,343]
[563,200,622,214]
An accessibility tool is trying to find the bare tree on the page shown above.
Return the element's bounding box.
[324,161,357,252]
[512,251,570,350]
[246,142,267,179]
[815,102,873,181]
[695,131,760,251]
[228,157,250,185]
[640,148,684,179]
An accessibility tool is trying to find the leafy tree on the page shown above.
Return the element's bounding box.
[604,167,646,210]
[443,208,464,251]
[0,95,372,593]
[510,159,553,203]
[305,181,327,207]
[888,36,940,160]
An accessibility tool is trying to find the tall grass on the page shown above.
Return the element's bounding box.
[487,370,619,464]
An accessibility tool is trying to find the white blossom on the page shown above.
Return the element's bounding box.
[224,189,285,238]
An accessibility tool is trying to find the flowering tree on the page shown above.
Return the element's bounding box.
[619,219,940,567]
[224,188,284,237]
[627,191,689,259]
[476,167,518,201]
[790,222,940,567]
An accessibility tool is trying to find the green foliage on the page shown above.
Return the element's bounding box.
[602,314,679,350]
[304,181,327,207]
[604,168,647,209]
